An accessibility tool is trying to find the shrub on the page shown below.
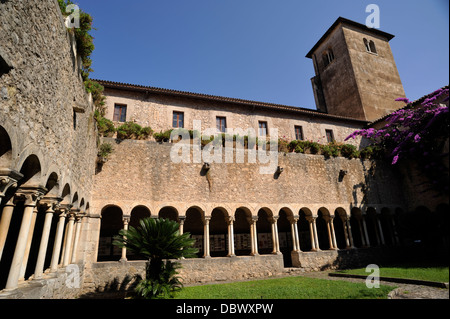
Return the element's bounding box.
[153,129,173,143]
[98,142,113,158]
[117,122,153,140]
[294,145,305,153]
[94,111,116,137]
[340,144,359,159]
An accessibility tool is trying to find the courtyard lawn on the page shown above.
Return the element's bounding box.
[174,276,394,299]
[336,263,449,283]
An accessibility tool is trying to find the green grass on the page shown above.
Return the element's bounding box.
[174,276,394,299]
[336,263,449,283]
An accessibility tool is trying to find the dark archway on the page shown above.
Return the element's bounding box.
[298,208,312,252]
[256,208,273,255]
[317,208,330,250]
[209,208,228,257]
[278,209,293,266]
[184,207,204,258]
[97,205,123,261]
[234,208,252,256]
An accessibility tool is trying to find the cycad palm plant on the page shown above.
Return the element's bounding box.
[113,217,198,299]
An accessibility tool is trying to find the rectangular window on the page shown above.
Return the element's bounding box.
[325,129,335,143]
[294,126,304,140]
[113,104,127,122]
[173,111,184,128]
[216,117,227,133]
[258,121,268,136]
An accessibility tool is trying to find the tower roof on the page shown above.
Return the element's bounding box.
[306,17,395,58]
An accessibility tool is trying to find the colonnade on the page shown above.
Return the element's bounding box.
[105,205,401,262]
[0,186,86,291]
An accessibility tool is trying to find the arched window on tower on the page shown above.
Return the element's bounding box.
[364,38,377,54]
[322,48,335,68]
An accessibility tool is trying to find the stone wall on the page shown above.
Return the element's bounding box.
[0,0,98,203]
[102,86,365,148]
[91,138,405,218]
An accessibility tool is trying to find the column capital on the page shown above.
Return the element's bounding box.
[0,169,23,198]
[122,216,130,224]
[39,196,63,212]
[226,216,235,224]
[15,186,47,207]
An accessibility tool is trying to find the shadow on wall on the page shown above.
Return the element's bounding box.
[79,274,140,299]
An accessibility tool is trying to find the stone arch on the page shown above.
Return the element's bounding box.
[316,207,331,250]
[158,206,179,222]
[184,206,205,258]
[365,207,380,246]
[209,207,229,257]
[129,205,151,228]
[234,207,253,256]
[17,154,42,188]
[71,192,79,210]
[256,207,274,255]
[298,207,313,252]
[97,205,123,261]
[44,172,59,197]
[380,207,394,246]
[350,207,364,248]
[60,183,71,205]
[0,125,13,168]
[333,207,348,249]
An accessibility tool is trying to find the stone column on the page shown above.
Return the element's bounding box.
[289,217,300,252]
[62,212,76,266]
[0,197,16,262]
[34,202,57,279]
[326,218,334,249]
[18,206,39,281]
[250,217,259,256]
[203,216,211,258]
[361,215,371,247]
[376,215,385,245]
[312,217,320,251]
[179,216,185,235]
[120,217,129,262]
[50,208,68,272]
[5,188,44,290]
[357,217,367,247]
[0,172,21,206]
[227,216,235,257]
[340,216,351,249]
[71,213,83,264]
[272,217,281,254]
[345,217,355,249]
[329,217,338,249]
[307,217,317,251]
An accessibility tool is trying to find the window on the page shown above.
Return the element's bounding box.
[173,111,184,128]
[294,126,304,140]
[325,129,335,143]
[322,48,335,67]
[216,117,227,133]
[258,121,268,136]
[113,104,127,122]
[364,38,377,54]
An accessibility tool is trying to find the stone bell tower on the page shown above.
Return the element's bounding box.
[306,17,406,122]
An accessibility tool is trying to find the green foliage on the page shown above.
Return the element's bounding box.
[117,122,153,140]
[113,218,198,299]
[340,144,359,159]
[94,110,116,137]
[58,0,95,82]
[98,142,113,158]
[85,79,106,116]
[153,129,174,143]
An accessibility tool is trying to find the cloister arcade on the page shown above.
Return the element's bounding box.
[0,125,90,291]
[97,202,414,267]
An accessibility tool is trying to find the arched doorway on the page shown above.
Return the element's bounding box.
[98,205,123,261]
[209,208,228,257]
[298,208,312,251]
[333,208,348,249]
[317,208,331,250]
[277,209,294,266]
[350,208,364,248]
[128,205,151,260]
[158,206,178,222]
[234,208,252,256]
[184,207,204,258]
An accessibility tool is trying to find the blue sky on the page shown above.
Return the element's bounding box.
[75,0,449,110]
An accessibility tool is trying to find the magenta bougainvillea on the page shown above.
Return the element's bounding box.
[346,87,449,195]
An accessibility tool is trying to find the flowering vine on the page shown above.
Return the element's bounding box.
[346,87,449,195]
